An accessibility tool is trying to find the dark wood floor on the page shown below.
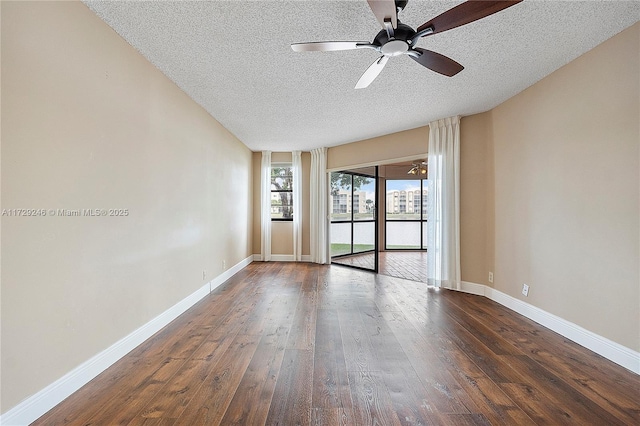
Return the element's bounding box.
[333,251,428,283]
[34,262,639,425]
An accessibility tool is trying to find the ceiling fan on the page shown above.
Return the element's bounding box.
[291,0,523,89]
[407,160,428,175]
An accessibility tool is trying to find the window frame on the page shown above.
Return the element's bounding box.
[270,163,294,222]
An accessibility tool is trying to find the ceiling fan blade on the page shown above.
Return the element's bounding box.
[355,56,389,89]
[417,1,523,35]
[410,48,464,77]
[367,0,398,29]
[291,41,370,52]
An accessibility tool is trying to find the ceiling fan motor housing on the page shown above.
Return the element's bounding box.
[374,22,416,52]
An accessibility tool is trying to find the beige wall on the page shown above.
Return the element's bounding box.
[271,151,292,164]
[327,126,428,170]
[1,1,252,412]
[491,23,639,351]
[460,112,494,285]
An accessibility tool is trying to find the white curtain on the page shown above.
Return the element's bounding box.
[310,147,329,264]
[426,116,461,289]
[260,151,272,261]
[292,151,302,261]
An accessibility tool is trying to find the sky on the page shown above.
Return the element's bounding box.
[385,179,426,192]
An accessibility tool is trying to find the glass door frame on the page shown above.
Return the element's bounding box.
[330,167,379,273]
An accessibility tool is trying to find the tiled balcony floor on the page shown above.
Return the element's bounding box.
[332,251,427,283]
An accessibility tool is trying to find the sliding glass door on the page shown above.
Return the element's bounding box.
[330,167,378,272]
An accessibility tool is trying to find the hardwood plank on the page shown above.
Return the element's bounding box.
[438,413,492,425]
[359,305,451,424]
[218,324,290,424]
[337,308,379,372]
[129,327,239,424]
[265,349,314,425]
[430,340,536,425]
[235,289,283,336]
[310,408,353,426]
[286,275,318,350]
[499,382,577,425]
[172,333,260,426]
[499,353,632,425]
[370,275,404,312]
[435,292,524,356]
[434,316,599,424]
[137,417,177,426]
[348,370,402,426]
[378,284,512,424]
[301,264,319,293]
[32,353,154,425]
[82,356,187,425]
[378,310,474,415]
[312,309,352,410]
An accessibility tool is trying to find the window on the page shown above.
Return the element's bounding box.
[385,179,428,249]
[271,165,293,220]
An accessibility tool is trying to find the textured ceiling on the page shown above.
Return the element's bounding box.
[84,1,639,152]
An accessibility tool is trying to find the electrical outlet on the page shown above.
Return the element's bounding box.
[488,272,494,283]
[203,270,206,281]
[223,260,226,270]
[522,284,529,297]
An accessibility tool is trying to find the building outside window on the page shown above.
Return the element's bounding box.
[331,190,368,216]
[385,179,428,249]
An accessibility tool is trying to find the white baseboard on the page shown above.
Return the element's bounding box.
[252,254,311,262]
[271,254,294,262]
[459,280,487,296]
[0,255,254,426]
[456,282,639,375]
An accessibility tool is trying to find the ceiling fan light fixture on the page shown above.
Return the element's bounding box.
[381,39,409,56]
[407,160,427,176]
